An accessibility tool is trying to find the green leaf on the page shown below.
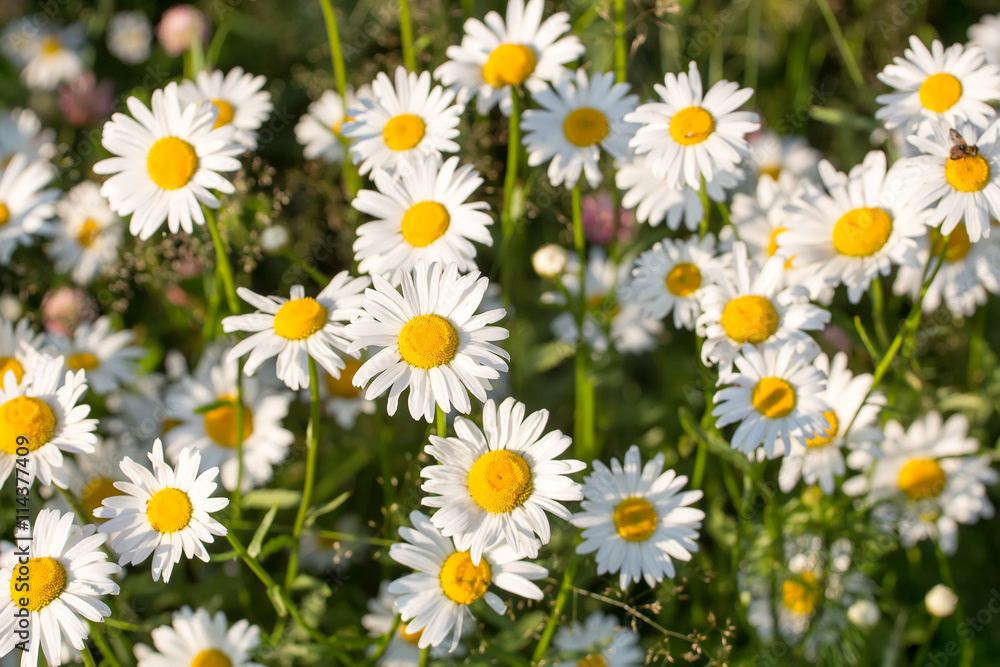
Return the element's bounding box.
[247,505,278,558]
[260,534,295,560]
[305,491,351,528]
[194,398,234,414]
[243,489,302,509]
[809,106,882,130]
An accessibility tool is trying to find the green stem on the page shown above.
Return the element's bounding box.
[814,0,867,100]
[934,546,972,666]
[613,0,627,84]
[501,90,522,306]
[571,185,595,461]
[417,646,430,667]
[870,277,890,350]
[81,646,97,667]
[285,358,322,592]
[691,437,708,490]
[399,0,417,71]
[532,553,577,662]
[698,178,710,238]
[317,0,362,199]
[89,623,124,667]
[365,615,401,666]
[436,405,447,437]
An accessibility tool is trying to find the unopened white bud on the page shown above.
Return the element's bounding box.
[261,225,289,252]
[925,584,958,618]
[532,244,568,278]
[847,600,880,629]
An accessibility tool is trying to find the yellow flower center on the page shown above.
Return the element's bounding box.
[781,571,819,615]
[467,450,533,514]
[147,136,199,191]
[332,116,354,138]
[897,458,946,501]
[665,262,702,296]
[0,356,24,384]
[325,359,363,398]
[760,165,782,181]
[11,557,67,612]
[0,396,56,454]
[401,201,450,248]
[832,207,893,257]
[203,394,254,448]
[720,295,779,344]
[146,487,194,533]
[766,227,795,269]
[578,655,609,667]
[42,38,61,55]
[613,497,659,542]
[190,649,233,667]
[669,106,715,146]
[77,219,101,248]
[929,226,972,262]
[918,73,962,113]
[273,297,328,340]
[439,551,492,605]
[382,114,426,152]
[82,477,121,521]
[0,202,9,227]
[67,352,100,371]
[563,108,610,148]
[211,99,235,129]
[481,43,537,88]
[945,153,991,193]
[751,377,796,419]
[397,314,459,369]
[400,624,423,646]
[805,411,839,448]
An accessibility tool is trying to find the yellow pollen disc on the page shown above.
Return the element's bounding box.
[11,557,67,612]
[563,108,610,147]
[578,655,609,667]
[401,201,450,248]
[147,136,199,191]
[0,202,9,227]
[146,487,194,533]
[190,649,233,667]
[766,227,795,269]
[832,207,893,257]
[613,497,659,542]
[203,394,254,448]
[333,116,354,138]
[805,411,839,448]
[781,572,819,615]
[325,359,363,398]
[665,262,702,296]
[0,356,24,384]
[481,43,537,88]
[400,624,423,646]
[720,295,779,344]
[67,352,100,371]
[760,165,782,181]
[397,314,459,369]
[945,153,991,192]
[77,219,101,248]
[439,551,491,605]
[897,458,946,501]
[273,297,328,340]
[210,99,235,129]
[382,114,426,152]
[467,450,533,514]
[919,73,962,113]
[929,225,972,262]
[42,38,61,55]
[82,477,121,521]
[669,106,715,146]
[0,396,56,454]
[751,377,796,419]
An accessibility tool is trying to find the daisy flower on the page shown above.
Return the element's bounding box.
[780,150,927,303]
[320,358,376,429]
[521,69,638,189]
[0,108,56,165]
[388,510,546,651]
[0,153,58,265]
[164,347,293,492]
[361,581,466,665]
[106,11,152,65]
[843,412,997,555]
[93,81,243,240]
[892,224,1000,317]
[19,24,85,91]
[745,130,820,183]
[875,35,1000,131]
[696,243,830,367]
[626,61,760,190]
[553,612,644,667]
[295,86,371,163]
[615,151,742,231]
[969,14,1000,66]
[47,181,123,286]
[713,344,830,458]
[179,67,273,149]
[134,606,263,667]
[341,67,461,176]
[434,0,584,116]
[778,352,885,494]
[421,397,584,563]
[222,271,370,391]
[621,234,721,330]
[0,354,97,489]
[571,445,703,589]
[351,155,493,283]
[346,261,510,423]
[903,118,1000,242]
[0,317,46,386]
[49,316,144,395]
[0,509,120,667]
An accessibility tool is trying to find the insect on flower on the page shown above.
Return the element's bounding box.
[949,128,979,160]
